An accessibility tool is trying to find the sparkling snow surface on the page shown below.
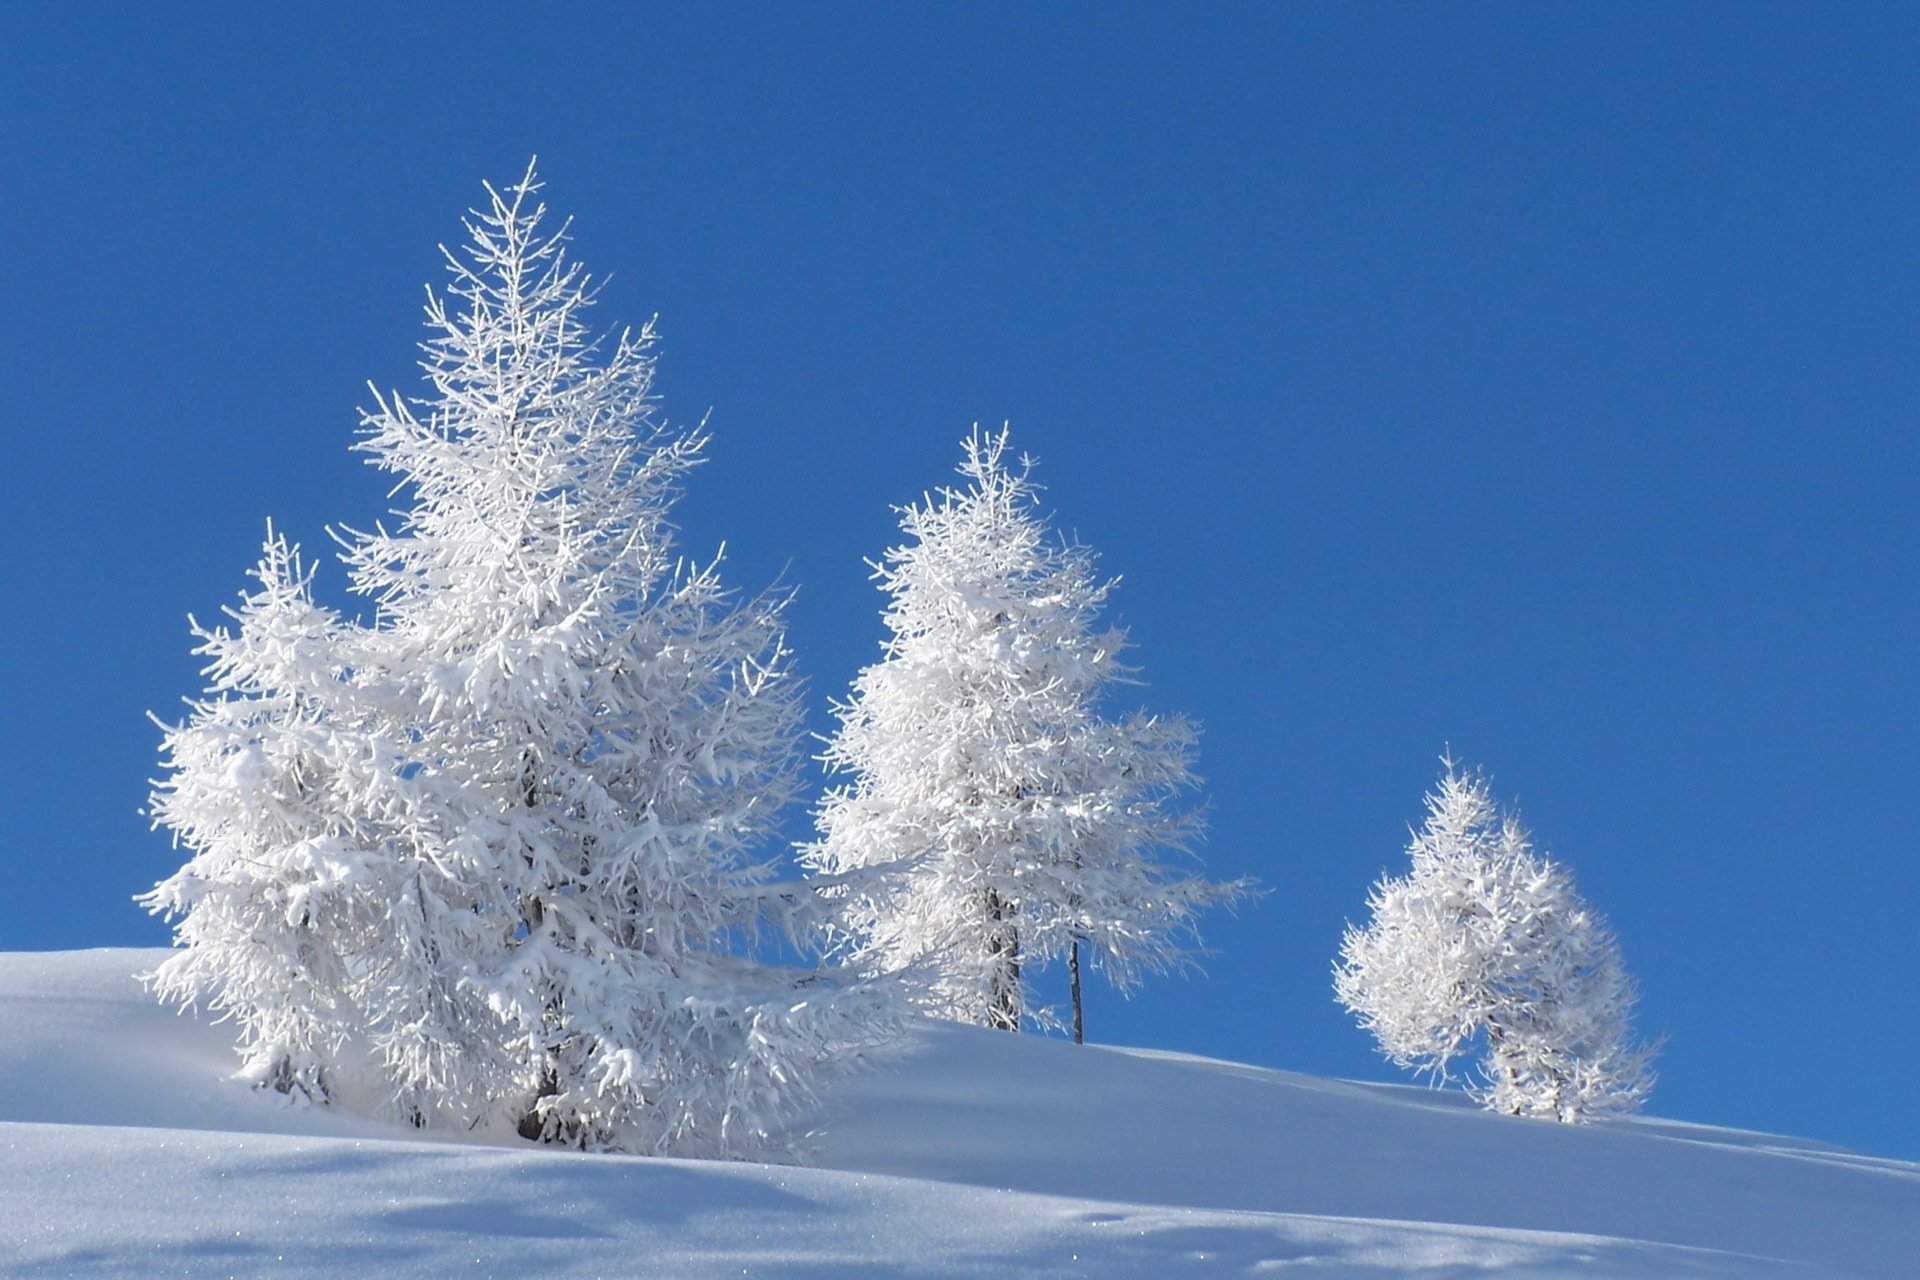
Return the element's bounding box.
[2,950,1914,1277]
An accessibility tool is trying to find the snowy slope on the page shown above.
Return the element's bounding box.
[2,951,1914,1278]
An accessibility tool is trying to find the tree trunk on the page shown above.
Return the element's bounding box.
[1069,937,1084,1044]
[516,1068,560,1141]
[1486,1020,1522,1113]
[984,888,1021,1032]
[514,749,566,1141]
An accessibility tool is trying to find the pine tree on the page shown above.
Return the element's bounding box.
[145,529,514,1126]
[1334,762,1653,1121]
[805,430,1245,1037]
[146,165,895,1156]
[144,530,378,1105]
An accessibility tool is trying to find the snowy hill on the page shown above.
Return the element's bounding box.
[3,951,1914,1277]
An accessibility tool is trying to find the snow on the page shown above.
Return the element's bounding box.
[805,428,1238,1036]
[145,172,873,1156]
[1337,764,1652,1120]
[3,950,1915,1277]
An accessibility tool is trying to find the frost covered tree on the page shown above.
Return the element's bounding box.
[142,530,391,1105]
[1334,762,1653,1121]
[805,430,1245,1038]
[146,165,895,1157]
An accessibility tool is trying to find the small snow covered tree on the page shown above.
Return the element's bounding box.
[805,430,1245,1038]
[146,165,895,1157]
[1334,762,1653,1121]
[145,527,514,1125]
[143,530,382,1105]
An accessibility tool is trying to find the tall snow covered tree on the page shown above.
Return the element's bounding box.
[805,430,1245,1038]
[146,165,896,1157]
[1334,762,1654,1121]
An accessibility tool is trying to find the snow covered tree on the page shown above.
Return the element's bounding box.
[146,164,896,1157]
[805,430,1246,1038]
[143,529,385,1105]
[1334,762,1654,1121]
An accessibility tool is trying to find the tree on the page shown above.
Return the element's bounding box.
[143,530,389,1106]
[1334,761,1654,1121]
[146,164,896,1157]
[804,430,1246,1039]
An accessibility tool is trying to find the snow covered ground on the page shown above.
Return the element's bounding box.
[2,950,1914,1277]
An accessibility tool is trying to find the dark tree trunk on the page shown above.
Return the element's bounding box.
[514,745,565,1142]
[517,1068,562,1142]
[984,888,1021,1032]
[1069,937,1084,1044]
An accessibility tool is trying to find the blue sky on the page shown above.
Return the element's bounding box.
[3,4,1914,1158]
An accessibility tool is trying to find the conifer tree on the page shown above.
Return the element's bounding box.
[806,430,1245,1037]
[147,165,894,1156]
[1334,762,1653,1121]
[144,531,383,1106]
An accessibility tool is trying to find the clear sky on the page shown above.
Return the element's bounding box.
[3,4,1914,1159]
